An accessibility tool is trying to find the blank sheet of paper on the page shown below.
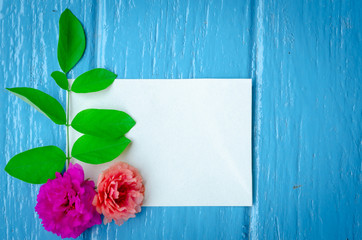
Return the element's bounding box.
[69,79,252,206]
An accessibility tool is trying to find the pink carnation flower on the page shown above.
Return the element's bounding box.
[92,161,145,225]
[35,163,101,239]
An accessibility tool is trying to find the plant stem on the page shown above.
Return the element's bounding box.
[66,88,70,167]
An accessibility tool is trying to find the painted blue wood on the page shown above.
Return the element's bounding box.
[0,0,360,239]
[250,1,361,239]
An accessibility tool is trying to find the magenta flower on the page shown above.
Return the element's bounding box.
[35,163,101,239]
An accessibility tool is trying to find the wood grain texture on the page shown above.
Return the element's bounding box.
[0,0,360,239]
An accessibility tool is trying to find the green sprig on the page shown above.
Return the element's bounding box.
[4,9,135,184]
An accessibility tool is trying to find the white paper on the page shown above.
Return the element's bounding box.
[69,79,252,206]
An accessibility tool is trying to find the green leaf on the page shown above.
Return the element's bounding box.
[6,87,66,125]
[58,9,86,73]
[72,135,130,164]
[5,146,66,184]
[51,71,69,90]
[71,68,117,93]
[71,109,136,139]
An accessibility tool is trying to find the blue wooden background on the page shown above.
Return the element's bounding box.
[0,0,361,239]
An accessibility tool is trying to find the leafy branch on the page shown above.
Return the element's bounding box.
[5,9,135,184]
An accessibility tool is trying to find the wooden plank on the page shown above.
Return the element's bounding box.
[250,1,361,239]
